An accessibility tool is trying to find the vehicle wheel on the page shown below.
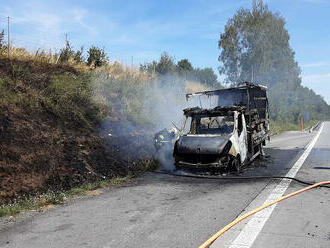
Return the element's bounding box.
[231,156,241,173]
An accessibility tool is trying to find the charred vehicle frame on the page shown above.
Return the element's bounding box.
[173,82,270,172]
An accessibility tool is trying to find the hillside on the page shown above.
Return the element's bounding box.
[0,58,157,204]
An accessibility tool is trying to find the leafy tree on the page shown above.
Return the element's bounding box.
[177,59,193,71]
[176,59,193,80]
[218,0,300,87]
[218,0,330,121]
[192,68,219,88]
[155,52,176,75]
[0,30,4,48]
[269,82,330,122]
[140,53,176,75]
[74,46,85,64]
[140,54,221,88]
[87,46,109,67]
[0,30,5,55]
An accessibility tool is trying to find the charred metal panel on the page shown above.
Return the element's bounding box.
[186,82,268,119]
[248,87,268,119]
[175,135,229,155]
[183,106,245,117]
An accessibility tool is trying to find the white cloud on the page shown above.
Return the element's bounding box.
[2,1,100,50]
[10,12,63,50]
[301,61,330,68]
[70,8,98,35]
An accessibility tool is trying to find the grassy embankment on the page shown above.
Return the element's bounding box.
[0,177,128,217]
[0,48,209,216]
[270,120,319,136]
[0,49,160,215]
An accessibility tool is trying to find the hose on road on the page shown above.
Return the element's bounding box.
[198,180,330,248]
[152,170,330,188]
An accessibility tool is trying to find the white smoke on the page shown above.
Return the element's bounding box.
[92,69,211,171]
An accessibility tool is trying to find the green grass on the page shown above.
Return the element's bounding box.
[0,176,131,218]
[270,120,319,135]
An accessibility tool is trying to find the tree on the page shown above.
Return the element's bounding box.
[218,0,330,122]
[177,59,193,71]
[87,46,109,67]
[139,61,157,73]
[176,59,193,80]
[0,30,5,54]
[218,0,300,87]
[59,40,75,63]
[74,46,84,64]
[155,52,176,75]
[140,53,176,75]
[0,30,4,48]
[193,68,219,88]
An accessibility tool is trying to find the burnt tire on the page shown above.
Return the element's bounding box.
[231,156,241,173]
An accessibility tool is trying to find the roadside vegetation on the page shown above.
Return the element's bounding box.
[270,120,319,136]
[0,39,212,209]
[0,176,131,218]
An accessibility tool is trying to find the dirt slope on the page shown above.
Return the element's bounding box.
[0,58,154,204]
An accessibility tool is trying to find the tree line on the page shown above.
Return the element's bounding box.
[140,52,221,88]
[58,40,108,67]
[0,31,109,68]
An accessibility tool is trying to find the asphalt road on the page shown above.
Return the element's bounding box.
[1,123,329,248]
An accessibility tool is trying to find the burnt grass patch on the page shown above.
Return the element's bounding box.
[0,58,157,205]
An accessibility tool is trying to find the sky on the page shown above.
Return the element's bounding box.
[1,0,329,103]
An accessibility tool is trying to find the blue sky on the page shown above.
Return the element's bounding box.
[1,0,330,102]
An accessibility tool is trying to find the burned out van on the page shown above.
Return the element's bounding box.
[173,82,269,172]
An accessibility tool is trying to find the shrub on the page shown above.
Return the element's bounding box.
[87,46,108,67]
[59,40,75,63]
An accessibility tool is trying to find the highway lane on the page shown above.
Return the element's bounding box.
[212,122,330,248]
[0,127,318,248]
[246,122,330,248]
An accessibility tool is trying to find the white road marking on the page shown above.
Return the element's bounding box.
[226,123,324,248]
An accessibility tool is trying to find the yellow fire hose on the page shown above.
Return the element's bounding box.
[199,180,330,248]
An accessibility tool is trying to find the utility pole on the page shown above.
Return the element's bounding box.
[131,56,133,68]
[299,115,304,132]
[65,33,68,44]
[7,16,10,58]
[251,65,254,82]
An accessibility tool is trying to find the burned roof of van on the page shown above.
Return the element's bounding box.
[185,81,268,119]
[186,82,267,100]
[183,106,246,117]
